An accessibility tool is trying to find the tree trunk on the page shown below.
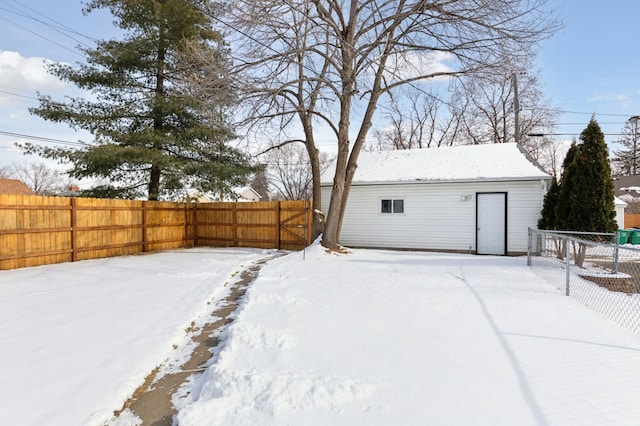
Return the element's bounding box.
[574,241,587,268]
[148,27,165,202]
[302,123,324,239]
[148,164,161,201]
[321,137,350,249]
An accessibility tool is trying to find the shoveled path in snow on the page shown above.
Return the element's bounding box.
[0,247,277,426]
[117,252,285,425]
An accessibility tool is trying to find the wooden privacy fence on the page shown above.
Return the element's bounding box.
[0,194,312,270]
[626,214,640,229]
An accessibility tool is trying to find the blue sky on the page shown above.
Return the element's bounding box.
[1,0,640,170]
[537,0,640,142]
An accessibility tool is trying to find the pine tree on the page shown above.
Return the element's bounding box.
[554,142,578,231]
[24,0,259,200]
[555,120,617,233]
[537,176,559,229]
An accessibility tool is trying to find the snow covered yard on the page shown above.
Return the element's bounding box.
[3,244,640,425]
[177,244,640,425]
[0,247,274,425]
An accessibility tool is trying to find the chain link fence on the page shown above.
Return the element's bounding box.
[527,228,640,335]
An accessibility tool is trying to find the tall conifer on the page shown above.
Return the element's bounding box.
[555,119,617,233]
[538,176,559,230]
[25,0,258,200]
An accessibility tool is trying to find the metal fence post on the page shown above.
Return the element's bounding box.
[565,237,570,296]
[613,230,620,274]
[527,227,532,266]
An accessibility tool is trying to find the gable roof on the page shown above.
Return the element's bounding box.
[320,143,550,185]
[613,175,640,196]
[615,196,628,207]
[235,186,261,201]
[0,178,34,195]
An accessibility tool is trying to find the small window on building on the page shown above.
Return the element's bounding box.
[381,199,404,214]
[393,199,404,214]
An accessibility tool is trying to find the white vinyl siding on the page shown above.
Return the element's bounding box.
[321,179,546,254]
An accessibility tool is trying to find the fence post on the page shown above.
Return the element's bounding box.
[142,201,148,252]
[70,198,77,262]
[613,230,620,274]
[232,203,238,246]
[276,202,281,250]
[527,227,532,266]
[565,237,570,296]
[192,204,198,248]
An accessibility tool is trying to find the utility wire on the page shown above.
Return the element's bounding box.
[0,0,93,51]
[0,130,89,147]
[6,0,96,43]
[0,15,84,58]
[0,89,39,101]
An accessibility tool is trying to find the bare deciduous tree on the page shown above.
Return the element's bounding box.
[368,87,459,151]
[219,0,559,250]
[0,165,11,179]
[612,116,640,176]
[8,162,65,195]
[263,143,331,201]
[371,61,559,177]
[451,64,558,151]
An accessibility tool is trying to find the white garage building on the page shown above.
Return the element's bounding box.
[320,143,551,255]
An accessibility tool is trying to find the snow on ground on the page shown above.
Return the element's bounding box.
[177,243,640,425]
[3,244,640,425]
[0,247,273,426]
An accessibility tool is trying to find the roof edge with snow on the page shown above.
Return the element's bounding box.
[320,143,551,186]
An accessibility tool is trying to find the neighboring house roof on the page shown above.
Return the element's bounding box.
[614,175,640,196]
[615,196,628,207]
[179,187,262,203]
[613,176,640,206]
[0,178,34,195]
[235,186,261,202]
[57,185,83,198]
[180,189,214,203]
[320,143,550,186]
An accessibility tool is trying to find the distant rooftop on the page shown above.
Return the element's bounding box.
[0,178,34,195]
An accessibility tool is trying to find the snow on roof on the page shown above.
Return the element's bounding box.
[621,186,640,194]
[320,143,550,185]
[614,196,628,207]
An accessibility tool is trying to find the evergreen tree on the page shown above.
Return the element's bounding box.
[555,120,617,233]
[250,171,270,201]
[537,176,559,229]
[554,142,578,230]
[24,0,259,200]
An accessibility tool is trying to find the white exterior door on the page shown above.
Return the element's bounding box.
[476,193,506,255]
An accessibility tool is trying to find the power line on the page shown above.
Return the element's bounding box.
[5,0,96,43]
[0,0,93,52]
[0,130,89,147]
[0,15,84,58]
[0,89,39,101]
[556,121,628,126]
[526,107,636,118]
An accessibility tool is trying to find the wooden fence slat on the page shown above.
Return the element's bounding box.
[0,227,72,235]
[625,214,640,228]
